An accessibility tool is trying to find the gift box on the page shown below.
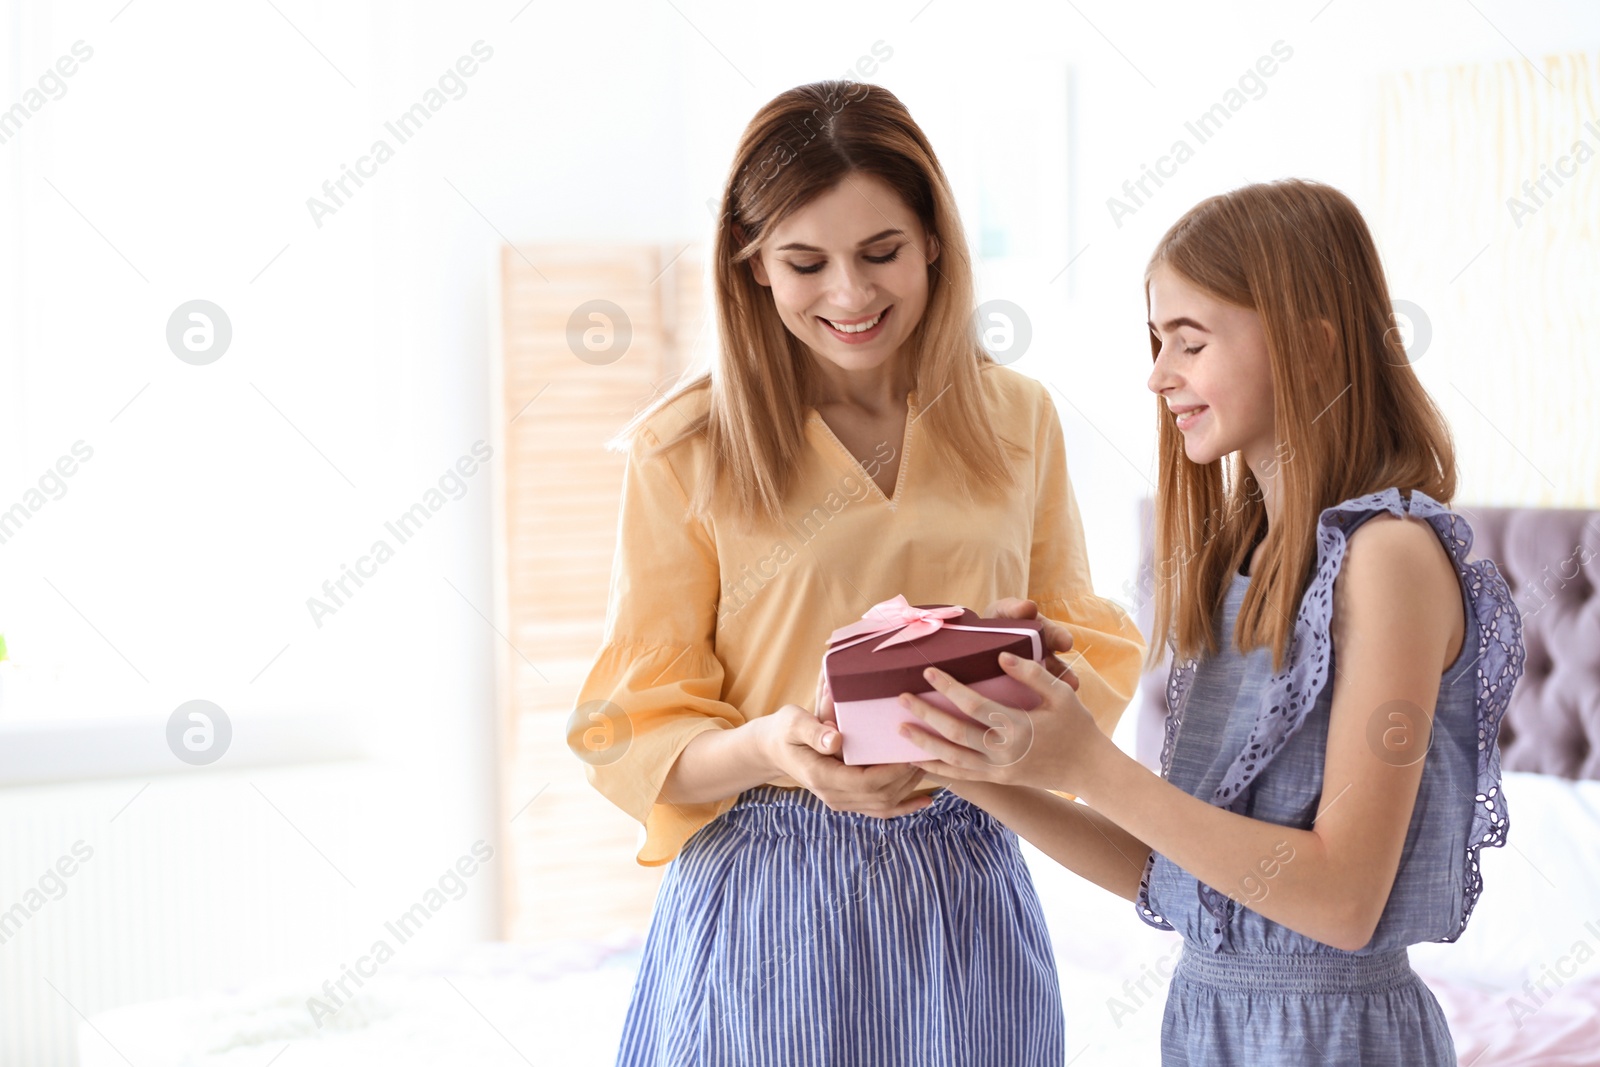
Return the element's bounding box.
[822,595,1046,765]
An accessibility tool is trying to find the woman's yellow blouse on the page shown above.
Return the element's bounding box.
[569,365,1146,866]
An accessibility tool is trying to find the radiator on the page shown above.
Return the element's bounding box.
[0,761,382,1067]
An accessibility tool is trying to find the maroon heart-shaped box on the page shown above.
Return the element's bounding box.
[824,606,1045,701]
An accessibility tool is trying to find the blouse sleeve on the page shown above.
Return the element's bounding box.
[1027,381,1147,739]
[567,426,745,867]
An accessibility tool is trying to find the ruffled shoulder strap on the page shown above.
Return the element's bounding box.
[1207,487,1407,810]
[1135,488,1526,944]
[1409,494,1525,941]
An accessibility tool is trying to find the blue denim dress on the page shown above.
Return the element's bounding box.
[1136,489,1526,1065]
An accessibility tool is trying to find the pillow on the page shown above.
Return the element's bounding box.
[1410,771,1600,990]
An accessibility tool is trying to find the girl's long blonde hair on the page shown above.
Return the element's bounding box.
[1147,179,1456,671]
[619,80,1016,528]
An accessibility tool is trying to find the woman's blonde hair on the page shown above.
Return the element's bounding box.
[1146,179,1456,671]
[619,80,1016,528]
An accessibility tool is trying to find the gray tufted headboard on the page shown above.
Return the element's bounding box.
[1130,500,1600,781]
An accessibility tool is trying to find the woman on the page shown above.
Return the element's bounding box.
[569,79,1144,1066]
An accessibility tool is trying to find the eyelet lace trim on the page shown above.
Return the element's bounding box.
[1134,488,1525,947]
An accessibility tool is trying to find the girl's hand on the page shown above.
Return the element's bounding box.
[897,652,1107,791]
[758,704,933,818]
[983,597,1080,691]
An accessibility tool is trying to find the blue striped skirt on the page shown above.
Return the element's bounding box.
[615,784,1065,1066]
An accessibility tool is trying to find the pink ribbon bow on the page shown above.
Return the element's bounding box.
[826,595,967,652]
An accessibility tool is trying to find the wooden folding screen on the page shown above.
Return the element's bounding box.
[493,243,706,941]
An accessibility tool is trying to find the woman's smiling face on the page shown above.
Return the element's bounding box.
[1146,263,1277,468]
[747,171,939,380]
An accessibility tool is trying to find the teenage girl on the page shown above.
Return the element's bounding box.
[568,80,1145,1065]
[900,179,1526,1065]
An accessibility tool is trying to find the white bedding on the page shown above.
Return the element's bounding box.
[80,773,1600,1066]
[80,939,640,1067]
[1410,771,1600,1065]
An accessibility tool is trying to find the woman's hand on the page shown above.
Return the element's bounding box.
[984,597,1080,690]
[814,662,837,725]
[897,651,1108,792]
[757,703,933,819]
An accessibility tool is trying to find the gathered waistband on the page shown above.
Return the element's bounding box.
[717,784,1008,840]
[1174,946,1417,995]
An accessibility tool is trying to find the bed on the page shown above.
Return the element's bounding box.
[81,503,1600,1065]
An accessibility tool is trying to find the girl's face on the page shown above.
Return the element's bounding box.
[1146,264,1277,469]
[748,171,939,383]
